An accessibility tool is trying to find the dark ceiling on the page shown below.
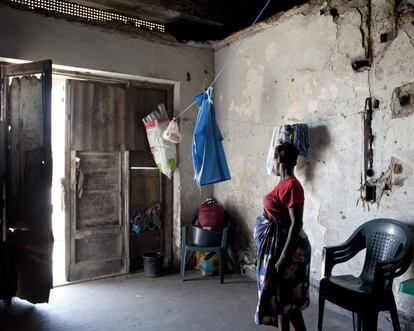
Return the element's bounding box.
[67,0,309,41]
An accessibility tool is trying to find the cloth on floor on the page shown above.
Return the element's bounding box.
[266,124,309,175]
[192,88,231,186]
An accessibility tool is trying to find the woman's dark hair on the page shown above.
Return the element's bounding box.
[274,143,299,168]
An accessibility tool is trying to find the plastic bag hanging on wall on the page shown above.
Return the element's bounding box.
[162,118,182,144]
[192,88,231,186]
[142,104,177,179]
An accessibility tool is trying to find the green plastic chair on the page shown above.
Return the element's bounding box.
[317,218,413,331]
[180,212,230,284]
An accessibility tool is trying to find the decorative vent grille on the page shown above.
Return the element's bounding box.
[7,0,165,33]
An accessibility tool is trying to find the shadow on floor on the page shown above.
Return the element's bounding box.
[0,299,70,331]
[0,272,402,331]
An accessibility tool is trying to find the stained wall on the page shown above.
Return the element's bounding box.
[213,0,414,321]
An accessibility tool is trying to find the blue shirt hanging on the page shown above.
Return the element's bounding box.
[192,88,231,186]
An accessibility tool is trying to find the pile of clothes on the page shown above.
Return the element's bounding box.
[130,203,162,235]
[266,124,310,175]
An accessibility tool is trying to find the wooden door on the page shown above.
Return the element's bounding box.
[2,60,53,303]
[65,79,173,280]
[67,151,127,281]
[65,79,129,281]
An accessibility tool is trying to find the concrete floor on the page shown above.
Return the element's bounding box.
[0,272,403,331]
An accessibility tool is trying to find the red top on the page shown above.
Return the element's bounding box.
[263,177,304,221]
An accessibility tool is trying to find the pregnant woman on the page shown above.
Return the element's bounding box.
[255,143,311,331]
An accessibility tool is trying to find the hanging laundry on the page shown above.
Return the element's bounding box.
[266,123,310,175]
[266,127,279,176]
[293,124,309,156]
[192,88,231,186]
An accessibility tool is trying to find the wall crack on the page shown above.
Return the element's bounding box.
[404,30,414,47]
[356,7,369,57]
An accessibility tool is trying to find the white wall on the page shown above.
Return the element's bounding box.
[213,0,414,320]
[0,5,214,264]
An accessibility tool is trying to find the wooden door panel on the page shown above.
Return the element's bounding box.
[71,259,123,281]
[8,77,45,228]
[75,233,122,262]
[68,151,125,281]
[3,60,53,303]
[76,191,119,228]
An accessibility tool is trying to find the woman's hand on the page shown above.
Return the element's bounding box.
[274,255,285,274]
[275,261,282,274]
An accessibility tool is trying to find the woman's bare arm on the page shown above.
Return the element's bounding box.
[275,204,304,272]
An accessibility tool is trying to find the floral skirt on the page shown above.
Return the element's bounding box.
[254,214,311,327]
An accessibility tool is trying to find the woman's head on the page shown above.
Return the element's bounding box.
[274,143,299,175]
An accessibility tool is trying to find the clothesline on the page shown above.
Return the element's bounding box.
[175,0,273,119]
[215,110,365,129]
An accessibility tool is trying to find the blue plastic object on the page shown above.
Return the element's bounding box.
[192,88,231,186]
[400,277,414,296]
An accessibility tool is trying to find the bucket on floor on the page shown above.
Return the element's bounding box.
[143,252,163,277]
[200,259,214,277]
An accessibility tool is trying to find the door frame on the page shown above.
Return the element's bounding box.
[128,81,174,269]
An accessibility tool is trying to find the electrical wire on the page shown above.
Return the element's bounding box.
[175,0,273,119]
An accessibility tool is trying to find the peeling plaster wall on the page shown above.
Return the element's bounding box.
[369,0,414,319]
[0,5,214,265]
[214,0,414,320]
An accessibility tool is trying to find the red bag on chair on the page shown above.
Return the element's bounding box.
[197,200,224,232]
